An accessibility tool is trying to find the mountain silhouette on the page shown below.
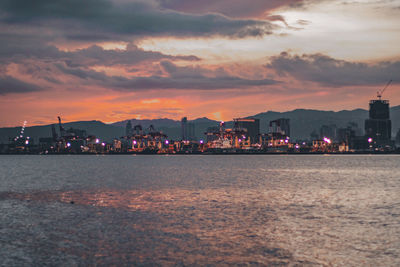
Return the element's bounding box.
[1,106,399,143]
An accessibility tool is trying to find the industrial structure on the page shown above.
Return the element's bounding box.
[2,84,398,154]
[258,118,292,152]
[365,80,393,148]
[269,118,290,137]
[129,124,168,153]
[233,118,260,144]
[205,121,252,151]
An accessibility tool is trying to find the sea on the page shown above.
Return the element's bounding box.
[0,154,399,266]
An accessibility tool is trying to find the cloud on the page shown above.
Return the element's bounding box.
[0,75,42,95]
[267,52,399,86]
[55,61,279,91]
[65,44,200,67]
[0,0,277,40]
[0,34,60,64]
[17,62,62,84]
[0,34,199,66]
[157,0,306,18]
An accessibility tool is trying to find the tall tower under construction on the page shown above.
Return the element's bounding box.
[364,99,391,144]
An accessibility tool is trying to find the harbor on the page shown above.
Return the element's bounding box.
[2,88,399,155]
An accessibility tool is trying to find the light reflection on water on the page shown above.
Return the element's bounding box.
[0,155,400,266]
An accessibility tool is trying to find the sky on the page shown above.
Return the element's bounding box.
[0,0,399,127]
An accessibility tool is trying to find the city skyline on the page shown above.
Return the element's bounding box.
[1,0,400,127]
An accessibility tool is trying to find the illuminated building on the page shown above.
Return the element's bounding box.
[319,124,337,141]
[113,139,122,152]
[262,118,292,151]
[364,99,392,146]
[205,126,219,143]
[312,138,335,152]
[233,118,260,144]
[130,124,168,153]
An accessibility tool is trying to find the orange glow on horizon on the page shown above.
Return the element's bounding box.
[2,83,400,127]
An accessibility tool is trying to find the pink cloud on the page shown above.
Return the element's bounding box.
[158,0,305,18]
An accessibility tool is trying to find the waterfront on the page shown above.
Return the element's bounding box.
[1,155,400,266]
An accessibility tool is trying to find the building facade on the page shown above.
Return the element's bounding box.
[269,118,290,137]
[233,118,260,144]
[365,99,392,144]
[181,117,196,141]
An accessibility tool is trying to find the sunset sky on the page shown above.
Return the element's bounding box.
[0,0,399,127]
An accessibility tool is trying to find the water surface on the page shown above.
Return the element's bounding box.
[1,155,399,266]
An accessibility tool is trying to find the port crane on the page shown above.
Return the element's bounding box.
[147,124,167,139]
[58,116,66,137]
[377,80,392,100]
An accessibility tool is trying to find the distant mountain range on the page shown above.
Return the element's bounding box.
[1,106,399,143]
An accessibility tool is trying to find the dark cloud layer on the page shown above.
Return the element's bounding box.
[0,0,282,96]
[0,0,276,41]
[267,52,399,86]
[0,75,42,95]
[67,45,200,67]
[0,34,199,66]
[55,61,279,91]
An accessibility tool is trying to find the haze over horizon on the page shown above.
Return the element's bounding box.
[2,104,396,128]
[1,0,399,127]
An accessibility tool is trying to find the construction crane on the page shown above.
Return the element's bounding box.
[58,116,66,137]
[377,80,392,100]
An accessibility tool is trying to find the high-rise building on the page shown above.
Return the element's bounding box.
[233,118,260,144]
[269,118,290,137]
[395,129,400,146]
[365,99,391,143]
[181,117,187,140]
[187,122,195,140]
[126,120,132,136]
[181,117,196,141]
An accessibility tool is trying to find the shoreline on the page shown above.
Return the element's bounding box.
[1,151,399,155]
